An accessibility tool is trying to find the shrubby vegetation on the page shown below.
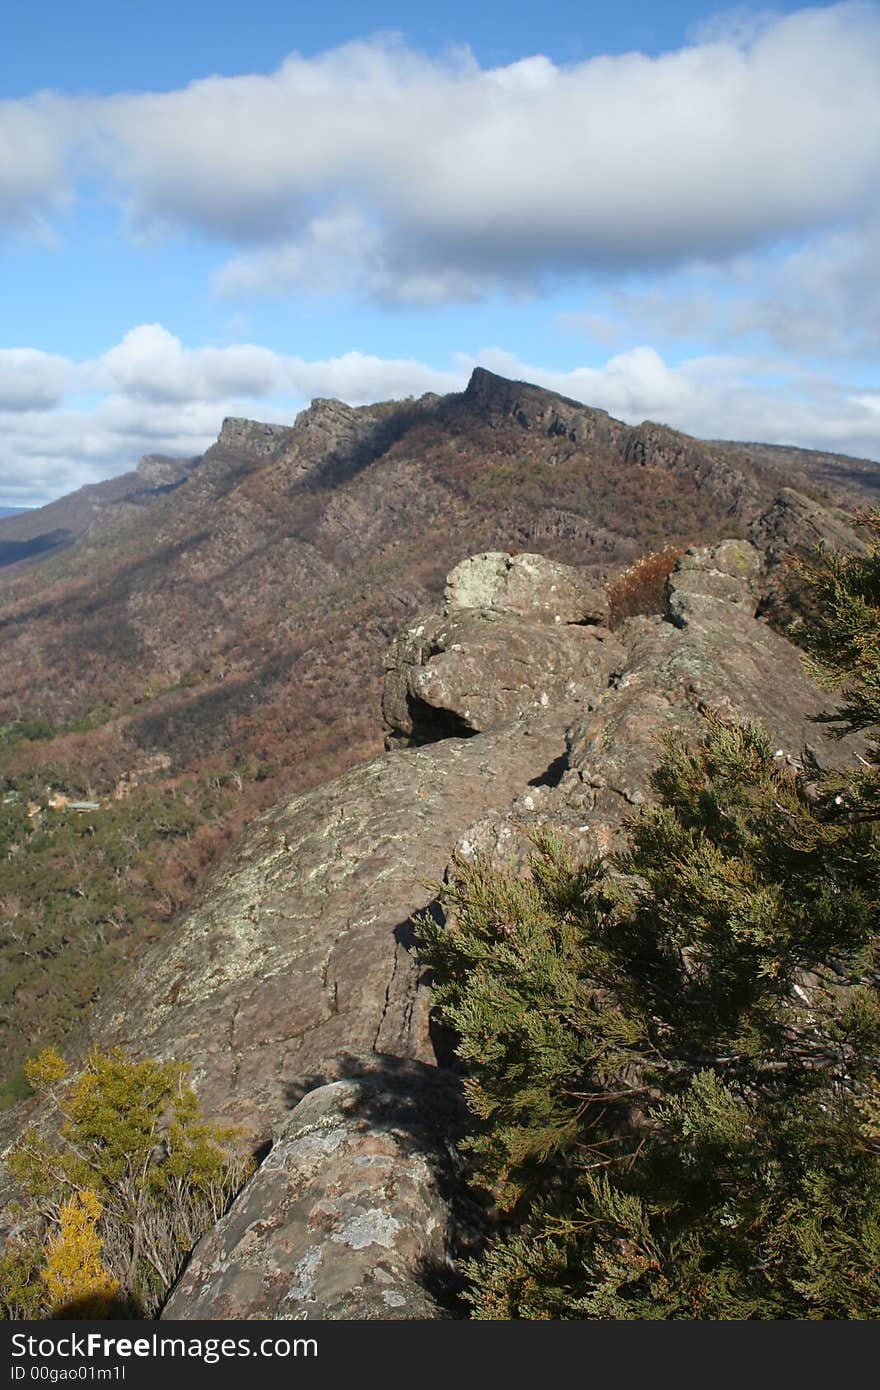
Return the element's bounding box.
[0,774,237,1107]
[418,517,880,1319]
[0,1048,253,1318]
[605,545,683,627]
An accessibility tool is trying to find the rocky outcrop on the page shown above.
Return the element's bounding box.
[666,536,761,628]
[461,367,621,453]
[163,1063,469,1321]
[565,538,863,855]
[134,454,198,488]
[444,538,864,881]
[216,418,296,460]
[751,487,866,567]
[382,611,620,745]
[443,551,608,624]
[382,552,620,745]
[3,523,869,1321]
[270,394,435,489]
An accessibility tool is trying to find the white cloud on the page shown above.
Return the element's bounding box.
[88,324,288,403]
[3,6,880,306]
[84,324,461,405]
[563,214,880,366]
[213,214,491,306]
[0,349,73,410]
[731,219,880,358]
[104,6,880,288]
[0,94,72,234]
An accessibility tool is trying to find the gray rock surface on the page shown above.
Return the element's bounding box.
[216,418,295,460]
[751,487,867,569]
[444,551,609,624]
[382,609,622,744]
[92,705,582,1143]
[565,539,863,854]
[382,551,620,745]
[442,538,864,879]
[162,1063,467,1321]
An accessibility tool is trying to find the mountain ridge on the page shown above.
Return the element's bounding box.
[4,367,879,577]
[0,367,877,1123]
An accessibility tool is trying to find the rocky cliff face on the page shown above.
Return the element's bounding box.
[14,528,854,1321]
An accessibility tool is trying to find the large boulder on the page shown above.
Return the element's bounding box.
[382,610,622,745]
[382,552,620,746]
[444,551,609,625]
[163,1063,468,1321]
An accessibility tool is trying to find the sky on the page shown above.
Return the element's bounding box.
[2,1,879,507]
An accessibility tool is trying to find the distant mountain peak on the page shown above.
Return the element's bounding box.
[463,364,611,424]
[135,453,197,486]
[215,417,295,458]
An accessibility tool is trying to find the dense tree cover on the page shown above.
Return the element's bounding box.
[0,1048,253,1318]
[418,516,880,1319]
[0,774,239,1108]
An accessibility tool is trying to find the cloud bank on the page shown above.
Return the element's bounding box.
[1,5,878,304]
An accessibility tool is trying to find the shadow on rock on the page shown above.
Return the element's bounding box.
[162,1051,486,1321]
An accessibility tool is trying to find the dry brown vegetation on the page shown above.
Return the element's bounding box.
[606,545,684,628]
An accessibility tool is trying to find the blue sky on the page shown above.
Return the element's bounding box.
[2,1,879,505]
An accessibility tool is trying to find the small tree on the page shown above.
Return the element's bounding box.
[2,1048,253,1318]
[419,515,880,1318]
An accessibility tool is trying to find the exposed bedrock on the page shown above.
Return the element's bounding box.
[162,1062,473,1321]
[445,538,864,879]
[91,706,579,1141]
[443,550,609,624]
[382,551,620,745]
[9,528,865,1320]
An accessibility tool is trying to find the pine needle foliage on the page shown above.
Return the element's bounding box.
[418,519,880,1319]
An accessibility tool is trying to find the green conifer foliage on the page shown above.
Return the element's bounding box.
[418,515,880,1319]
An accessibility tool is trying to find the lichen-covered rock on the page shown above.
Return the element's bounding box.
[382,608,623,744]
[565,539,864,853]
[667,539,761,628]
[441,537,865,878]
[445,769,601,888]
[88,705,583,1142]
[162,1063,466,1321]
[444,551,609,625]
